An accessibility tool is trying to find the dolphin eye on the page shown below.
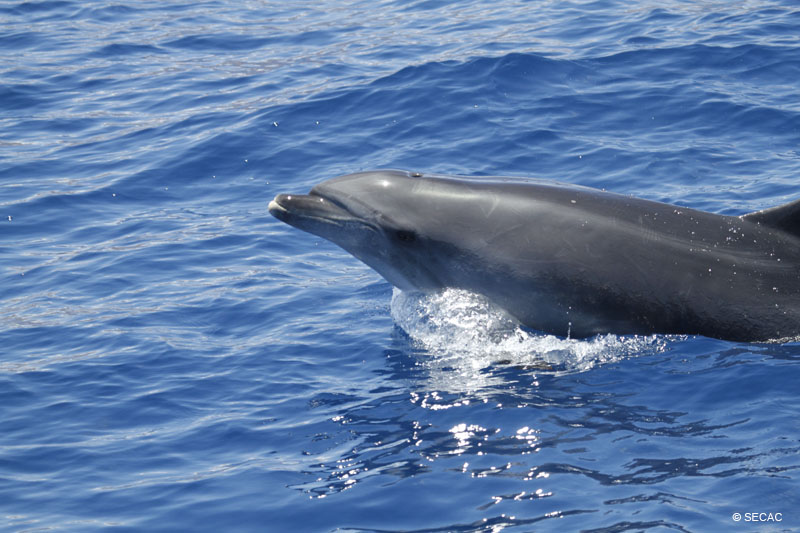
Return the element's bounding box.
[394,229,417,243]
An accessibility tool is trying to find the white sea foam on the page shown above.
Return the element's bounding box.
[391,288,669,379]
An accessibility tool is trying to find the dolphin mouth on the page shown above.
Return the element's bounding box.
[268,192,351,221]
[268,192,381,242]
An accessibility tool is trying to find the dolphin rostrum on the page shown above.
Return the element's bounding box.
[269,170,800,342]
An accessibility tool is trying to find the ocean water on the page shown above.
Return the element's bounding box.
[1,0,799,531]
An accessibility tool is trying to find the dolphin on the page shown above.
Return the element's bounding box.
[269,170,800,342]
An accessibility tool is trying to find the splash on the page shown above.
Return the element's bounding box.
[391,288,669,378]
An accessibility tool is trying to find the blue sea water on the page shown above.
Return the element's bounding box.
[2,0,800,531]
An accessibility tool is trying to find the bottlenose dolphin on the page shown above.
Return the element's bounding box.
[269,170,800,342]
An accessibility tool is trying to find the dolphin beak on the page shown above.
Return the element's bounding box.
[268,192,356,227]
[267,193,293,221]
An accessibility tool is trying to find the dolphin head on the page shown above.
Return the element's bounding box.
[269,170,505,291]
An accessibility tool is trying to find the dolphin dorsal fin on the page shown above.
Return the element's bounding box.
[742,198,800,238]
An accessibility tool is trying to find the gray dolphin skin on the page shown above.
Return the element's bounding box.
[269,170,800,342]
